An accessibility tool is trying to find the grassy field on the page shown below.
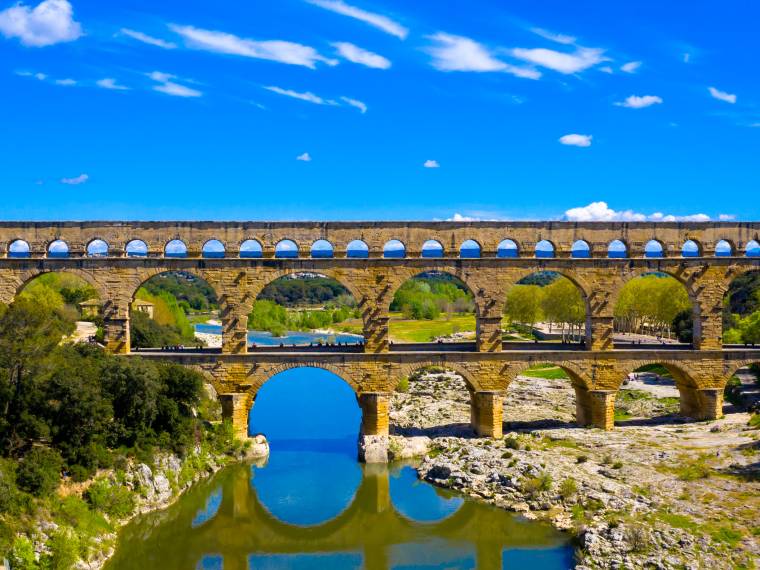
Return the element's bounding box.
[520,365,570,380]
[388,312,477,342]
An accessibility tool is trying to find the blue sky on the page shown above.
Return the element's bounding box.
[1,0,758,221]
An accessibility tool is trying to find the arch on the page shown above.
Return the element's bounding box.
[249,363,361,396]
[722,269,760,346]
[535,240,555,259]
[125,239,148,257]
[608,239,627,259]
[165,239,188,258]
[345,240,368,259]
[47,239,69,258]
[383,239,406,259]
[311,239,334,259]
[571,240,590,259]
[746,240,760,257]
[715,239,733,257]
[86,238,109,257]
[398,362,482,392]
[202,239,225,259]
[459,239,481,259]
[240,239,263,258]
[502,360,592,390]
[421,240,443,258]
[644,239,664,258]
[497,239,519,258]
[389,464,464,524]
[681,239,700,258]
[8,239,30,258]
[275,239,298,259]
[14,268,105,301]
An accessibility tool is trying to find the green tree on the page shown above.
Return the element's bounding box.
[504,285,543,330]
[101,358,161,446]
[16,447,63,497]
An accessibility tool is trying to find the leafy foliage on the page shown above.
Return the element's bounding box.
[614,274,691,338]
[390,274,474,320]
[140,271,218,312]
[258,274,349,307]
[16,447,64,497]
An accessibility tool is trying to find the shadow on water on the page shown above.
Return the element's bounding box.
[104,368,574,569]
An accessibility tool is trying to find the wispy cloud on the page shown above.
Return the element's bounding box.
[121,28,176,49]
[340,96,367,113]
[296,152,312,162]
[614,95,663,109]
[564,201,712,222]
[620,60,642,73]
[511,46,607,74]
[531,27,576,45]
[61,173,88,185]
[559,134,592,147]
[708,86,736,104]
[264,85,334,105]
[16,70,47,80]
[96,78,129,90]
[54,78,76,86]
[426,33,540,79]
[169,24,337,69]
[0,0,82,47]
[305,0,408,39]
[148,71,202,97]
[423,159,440,168]
[332,41,390,69]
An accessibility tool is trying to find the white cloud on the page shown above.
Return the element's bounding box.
[340,96,367,113]
[559,134,592,147]
[296,152,311,162]
[148,71,202,97]
[531,27,575,45]
[620,60,642,73]
[264,85,332,105]
[423,159,440,168]
[0,0,81,47]
[719,214,736,221]
[169,24,337,69]
[614,95,663,109]
[61,173,88,185]
[683,52,690,63]
[426,32,540,79]
[55,77,75,85]
[305,0,408,39]
[332,41,390,69]
[564,201,712,222]
[447,213,480,221]
[121,28,176,49]
[599,66,614,74]
[511,46,606,74]
[96,78,129,90]
[708,86,736,104]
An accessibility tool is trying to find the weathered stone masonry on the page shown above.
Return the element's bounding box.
[0,221,758,438]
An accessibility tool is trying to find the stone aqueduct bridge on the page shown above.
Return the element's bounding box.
[0,221,759,439]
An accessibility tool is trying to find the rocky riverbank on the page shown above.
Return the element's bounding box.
[391,369,760,569]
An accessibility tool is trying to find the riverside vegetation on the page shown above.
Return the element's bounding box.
[0,289,248,569]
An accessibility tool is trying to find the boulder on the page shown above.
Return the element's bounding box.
[244,434,270,460]
[388,436,431,459]
[359,435,389,463]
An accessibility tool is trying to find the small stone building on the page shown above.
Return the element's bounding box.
[78,298,102,319]
[132,299,155,319]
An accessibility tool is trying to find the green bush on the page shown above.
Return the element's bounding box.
[45,528,80,570]
[10,535,38,570]
[85,478,135,519]
[16,447,63,497]
[521,472,552,497]
[395,377,409,393]
[503,437,520,450]
[559,477,578,500]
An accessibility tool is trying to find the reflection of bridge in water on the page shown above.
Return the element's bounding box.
[2,221,759,438]
[114,462,566,570]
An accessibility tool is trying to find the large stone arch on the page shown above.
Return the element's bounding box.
[12,267,107,301]
[499,359,593,391]
[247,362,361,397]
[397,361,484,392]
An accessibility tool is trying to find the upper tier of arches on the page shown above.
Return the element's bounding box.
[5,236,759,259]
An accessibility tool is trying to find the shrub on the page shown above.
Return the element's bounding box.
[395,377,409,393]
[612,461,624,470]
[559,478,578,500]
[576,455,588,464]
[10,536,37,570]
[45,528,80,570]
[503,437,520,450]
[85,478,135,519]
[521,472,552,498]
[16,447,63,497]
[624,524,649,553]
[749,414,760,429]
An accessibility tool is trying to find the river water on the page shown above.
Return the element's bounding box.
[195,323,364,346]
[104,368,573,570]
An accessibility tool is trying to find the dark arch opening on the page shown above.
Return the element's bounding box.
[130,271,218,350]
[240,239,263,258]
[613,273,693,347]
[125,239,148,257]
[388,271,476,345]
[571,240,590,259]
[311,240,334,259]
[248,367,362,525]
[715,240,733,257]
[459,239,481,259]
[497,239,519,258]
[249,272,363,349]
[275,240,299,259]
[644,240,664,258]
[615,363,697,426]
[384,239,406,259]
[165,239,188,258]
[421,240,444,259]
[608,239,627,259]
[503,271,587,347]
[346,240,368,259]
[722,269,760,347]
[747,240,760,258]
[535,240,555,259]
[682,239,700,258]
